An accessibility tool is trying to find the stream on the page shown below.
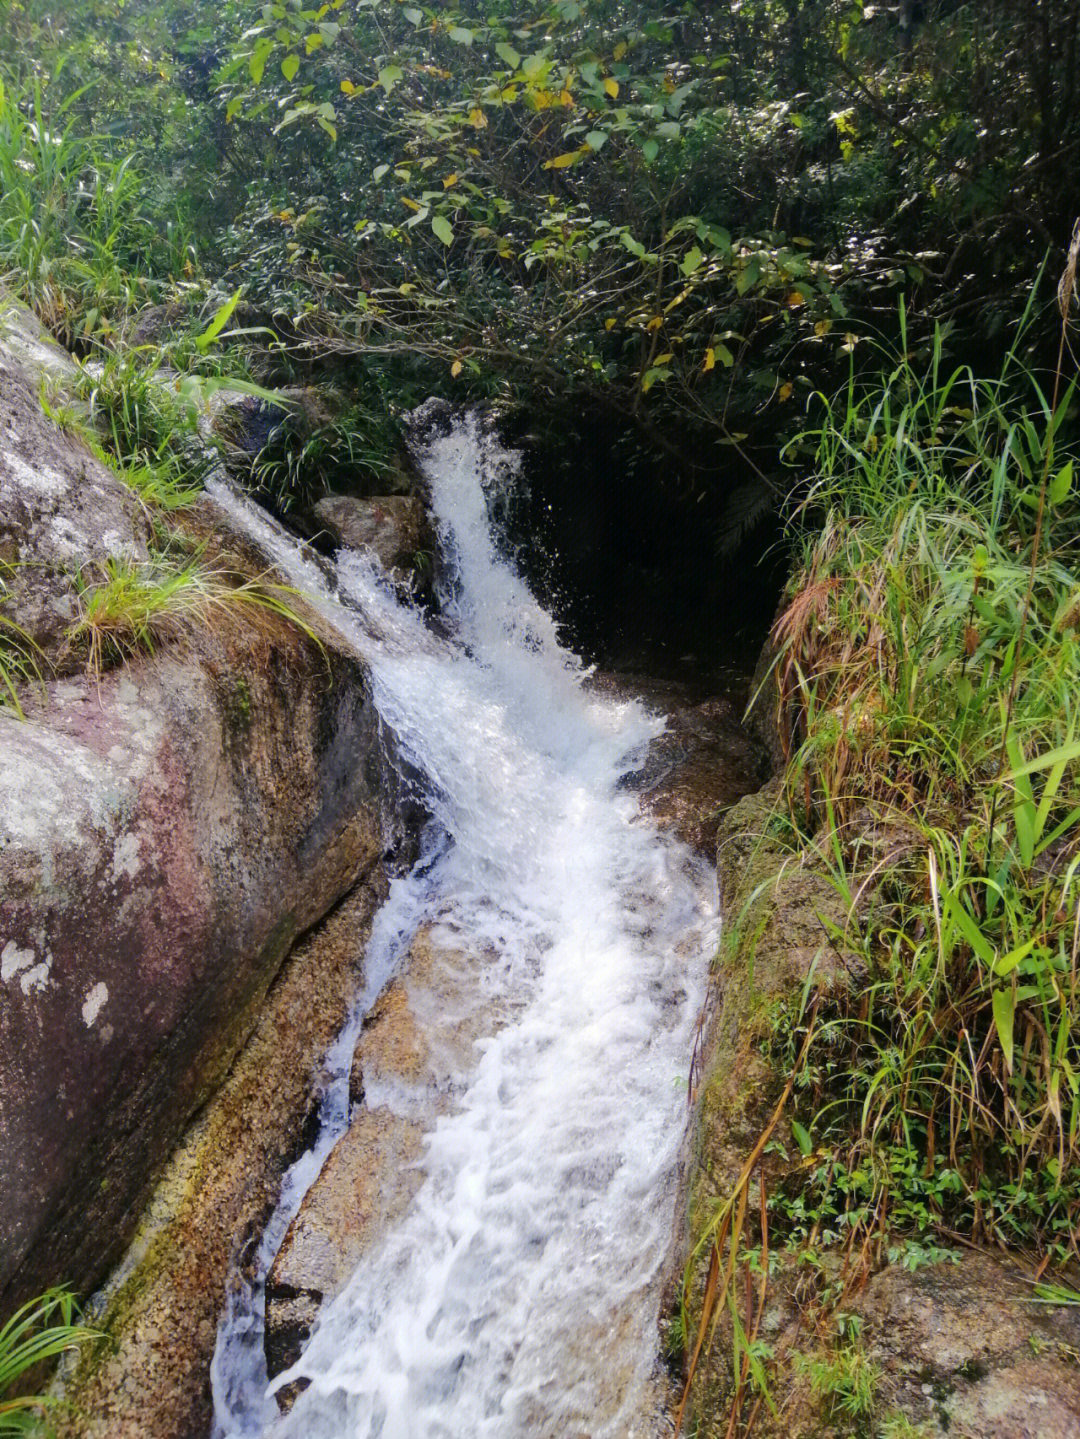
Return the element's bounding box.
[205,415,718,1438]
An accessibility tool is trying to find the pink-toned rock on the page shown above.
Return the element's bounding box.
[0,301,397,1316]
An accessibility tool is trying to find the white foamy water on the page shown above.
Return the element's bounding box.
[208,416,717,1439]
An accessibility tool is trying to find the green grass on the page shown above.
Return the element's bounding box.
[0,77,151,343]
[679,294,1080,1434]
[0,1288,100,1436]
[69,551,319,675]
[759,306,1080,1264]
[0,565,43,718]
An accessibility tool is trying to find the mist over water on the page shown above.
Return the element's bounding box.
[208,416,717,1438]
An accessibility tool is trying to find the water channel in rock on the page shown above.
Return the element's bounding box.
[206,414,718,1439]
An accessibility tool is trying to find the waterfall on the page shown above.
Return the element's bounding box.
[207,414,717,1438]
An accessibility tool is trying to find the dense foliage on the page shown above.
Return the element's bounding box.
[2,0,1077,483]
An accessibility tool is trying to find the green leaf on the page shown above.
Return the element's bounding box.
[195,288,242,354]
[642,138,658,162]
[495,42,521,69]
[373,163,390,181]
[1008,737,1080,779]
[249,40,273,84]
[942,891,995,966]
[403,5,422,21]
[992,936,1038,978]
[281,54,299,82]
[736,257,761,295]
[585,130,607,151]
[1051,459,1074,506]
[681,245,703,276]
[448,26,474,45]
[791,1120,813,1157]
[991,987,1015,1072]
[432,214,454,246]
[378,64,403,93]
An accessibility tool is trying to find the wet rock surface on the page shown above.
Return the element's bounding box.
[314,493,428,583]
[55,873,389,1439]
[855,1252,1080,1438]
[263,925,507,1396]
[264,1108,424,1403]
[590,671,766,853]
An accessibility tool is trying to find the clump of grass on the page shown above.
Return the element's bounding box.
[0,1288,100,1436]
[70,552,318,675]
[0,77,150,343]
[678,289,1080,1435]
[0,565,43,719]
[794,1332,878,1425]
[761,308,1080,1267]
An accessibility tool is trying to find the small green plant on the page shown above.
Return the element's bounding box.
[0,566,43,718]
[0,1288,100,1436]
[795,1338,878,1423]
[878,1415,933,1439]
[69,551,319,674]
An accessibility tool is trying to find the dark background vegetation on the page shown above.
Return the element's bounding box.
[3,0,1077,664]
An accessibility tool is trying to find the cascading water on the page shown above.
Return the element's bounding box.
[207,414,718,1438]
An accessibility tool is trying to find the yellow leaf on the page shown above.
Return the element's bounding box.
[340,79,357,94]
[786,290,805,307]
[559,89,574,106]
[443,172,459,188]
[604,317,617,330]
[401,197,421,211]
[603,77,619,98]
[655,352,673,365]
[468,107,487,128]
[646,315,663,331]
[532,89,554,109]
[779,381,793,401]
[613,40,627,60]
[703,347,716,371]
[663,73,675,93]
[814,318,833,336]
[451,359,463,377]
[543,149,584,169]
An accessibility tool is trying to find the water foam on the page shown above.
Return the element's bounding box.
[208,416,717,1438]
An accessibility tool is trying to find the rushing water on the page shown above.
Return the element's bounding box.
[207,415,717,1439]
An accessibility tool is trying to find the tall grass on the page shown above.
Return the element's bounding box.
[764,311,1080,1262]
[0,76,150,341]
[678,301,1080,1434]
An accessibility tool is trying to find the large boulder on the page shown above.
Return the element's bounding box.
[0,298,150,666]
[0,301,396,1318]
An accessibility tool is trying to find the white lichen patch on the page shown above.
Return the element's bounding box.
[20,956,52,995]
[82,982,109,1028]
[2,449,69,500]
[1,940,35,982]
[111,832,142,883]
